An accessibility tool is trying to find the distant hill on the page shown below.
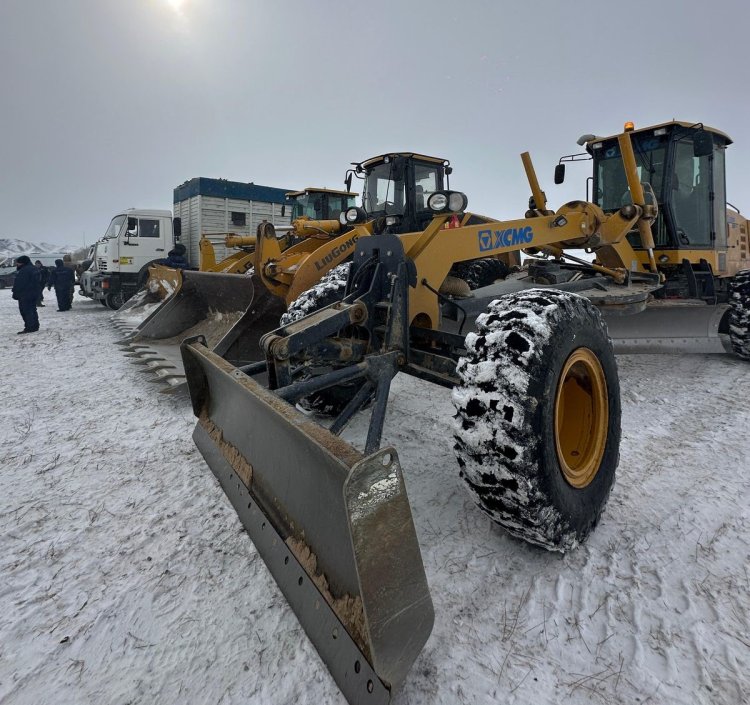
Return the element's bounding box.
[0,238,76,263]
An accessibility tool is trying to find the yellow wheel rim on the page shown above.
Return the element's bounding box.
[554,348,608,489]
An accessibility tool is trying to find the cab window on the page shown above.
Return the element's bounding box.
[138,219,160,238]
[414,163,440,212]
[671,141,712,247]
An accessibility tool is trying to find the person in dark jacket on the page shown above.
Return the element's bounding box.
[47,259,76,311]
[160,247,190,269]
[34,260,49,307]
[12,255,40,334]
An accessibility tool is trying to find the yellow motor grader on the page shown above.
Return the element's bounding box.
[179,122,748,703]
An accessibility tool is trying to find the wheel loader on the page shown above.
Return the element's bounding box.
[115,157,511,391]
[179,122,749,703]
[196,187,359,274]
[111,187,364,391]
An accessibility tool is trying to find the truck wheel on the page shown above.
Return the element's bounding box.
[105,291,127,310]
[449,258,509,289]
[281,263,369,416]
[729,270,750,360]
[452,289,621,552]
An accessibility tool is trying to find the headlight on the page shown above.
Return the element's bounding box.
[339,212,348,225]
[428,193,448,211]
[428,191,467,213]
[385,215,401,227]
[448,192,468,212]
[345,207,361,223]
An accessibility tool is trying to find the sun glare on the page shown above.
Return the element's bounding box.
[166,0,185,14]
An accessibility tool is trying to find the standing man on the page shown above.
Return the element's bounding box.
[12,255,40,334]
[34,260,49,307]
[47,259,75,311]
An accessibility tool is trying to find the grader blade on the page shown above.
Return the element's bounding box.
[181,339,434,705]
[602,302,732,354]
[118,272,284,392]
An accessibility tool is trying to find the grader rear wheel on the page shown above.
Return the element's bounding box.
[728,269,750,360]
[452,289,620,552]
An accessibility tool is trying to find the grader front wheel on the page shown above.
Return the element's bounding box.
[452,289,621,552]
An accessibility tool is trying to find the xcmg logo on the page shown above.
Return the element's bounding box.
[478,226,534,252]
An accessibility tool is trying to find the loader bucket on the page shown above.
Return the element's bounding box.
[180,339,434,705]
[118,271,286,392]
[111,265,184,337]
[602,301,733,354]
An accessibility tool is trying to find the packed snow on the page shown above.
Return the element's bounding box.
[1,289,749,705]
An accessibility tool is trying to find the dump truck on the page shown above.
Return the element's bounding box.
[179,121,748,704]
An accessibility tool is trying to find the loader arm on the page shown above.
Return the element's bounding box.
[255,220,374,304]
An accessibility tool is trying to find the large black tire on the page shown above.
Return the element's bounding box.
[452,289,621,552]
[729,270,750,360]
[105,290,127,310]
[281,263,368,416]
[450,258,509,290]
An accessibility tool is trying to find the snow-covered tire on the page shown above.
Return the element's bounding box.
[281,263,367,416]
[280,263,351,326]
[450,258,508,290]
[728,270,750,360]
[452,289,621,552]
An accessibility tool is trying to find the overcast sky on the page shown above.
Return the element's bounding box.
[1,0,748,247]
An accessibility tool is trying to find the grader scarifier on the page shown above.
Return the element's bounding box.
[179,122,748,703]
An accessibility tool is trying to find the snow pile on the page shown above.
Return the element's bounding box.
[1,289,749,704]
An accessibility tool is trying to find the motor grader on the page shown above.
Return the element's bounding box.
[179,122,749,704]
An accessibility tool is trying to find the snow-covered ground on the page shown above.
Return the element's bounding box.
[1,290,748,705]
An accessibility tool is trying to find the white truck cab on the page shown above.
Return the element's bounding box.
[91,209,178,309]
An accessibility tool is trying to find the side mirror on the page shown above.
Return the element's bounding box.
[127,217,137,237]
[345,172,353,193]
[693,131,713,158]
[281,204,286,218]
[172,217,182,239]
[554,163,566,185]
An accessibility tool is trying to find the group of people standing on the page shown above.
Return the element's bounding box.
[11,256,76,334]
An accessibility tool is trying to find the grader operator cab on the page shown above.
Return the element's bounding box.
[557,121,749,353]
